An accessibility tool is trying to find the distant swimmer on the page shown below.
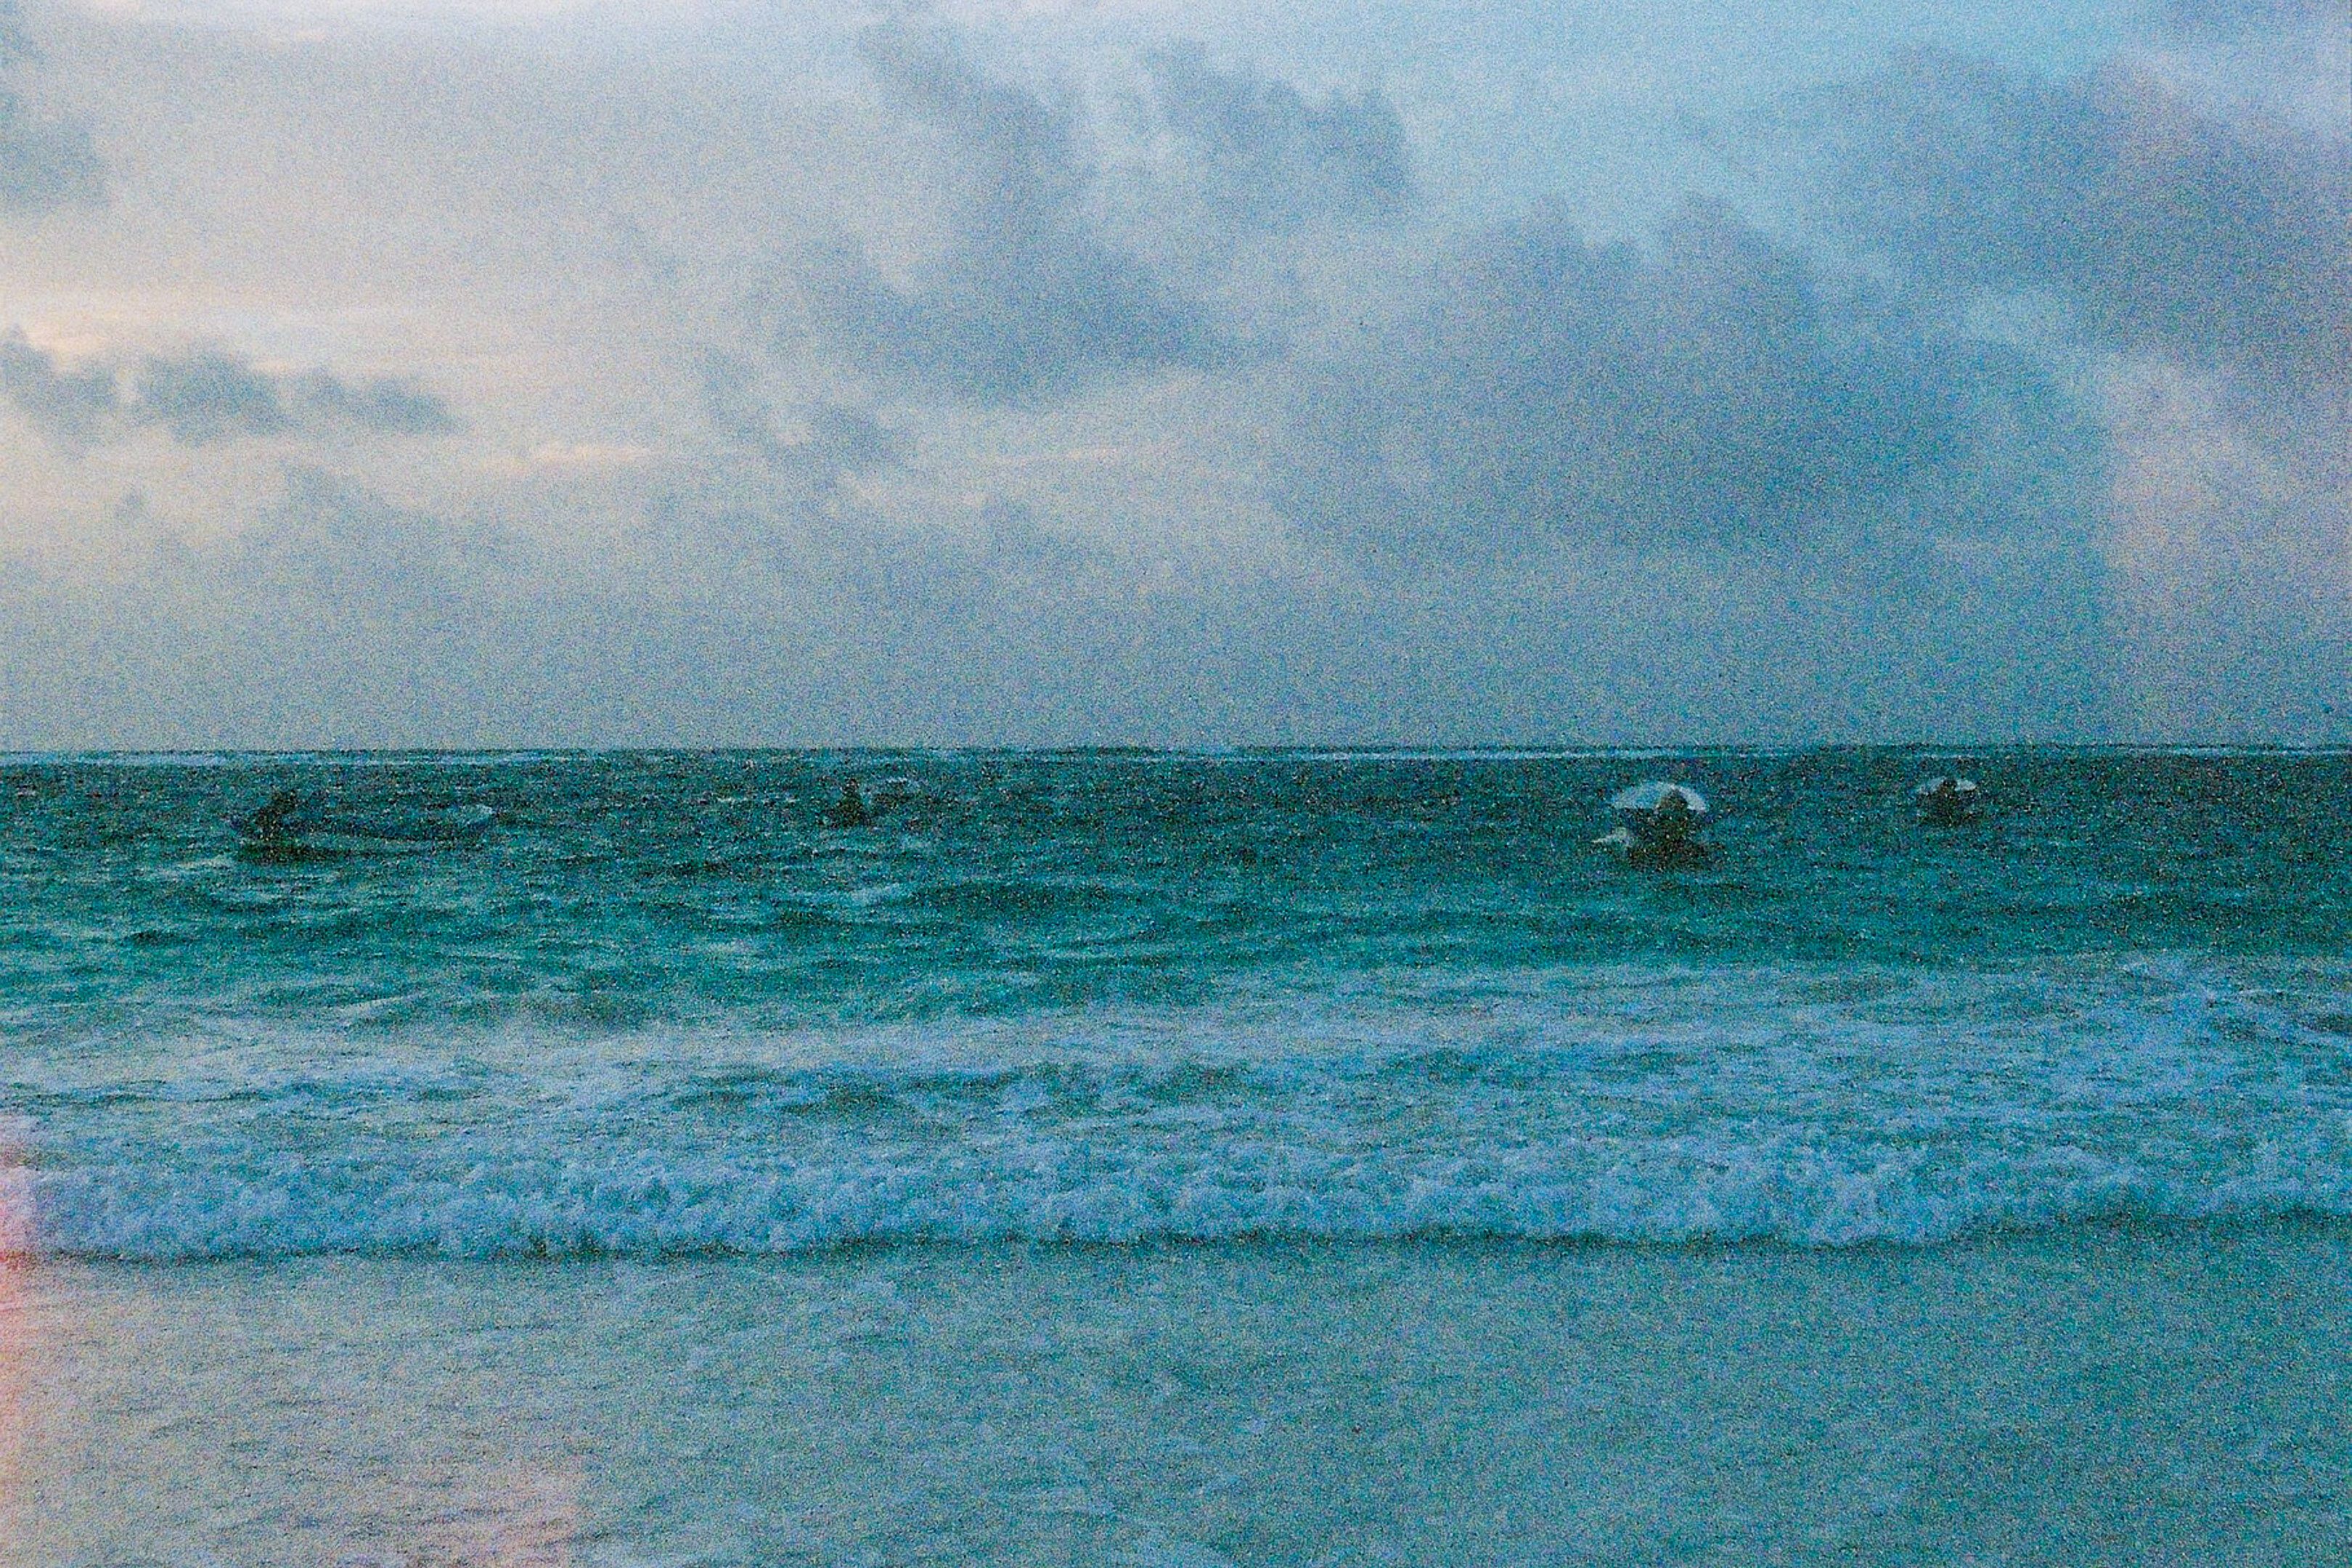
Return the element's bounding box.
[824,777,873,828]
[234,788,309,851]
[229,785,315,860]
[1599,780,1714,867]
[1912,775,1983,826]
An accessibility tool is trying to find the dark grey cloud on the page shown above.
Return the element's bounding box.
[1,9,2331,748]
[0,1,102,213]
[696,352,899,480]
[0,462,1167,747]
[131,350,293,444]
[0,89,100,212]
[1789,50,2351,391]
[1280,200,2091,562]
[287,369,464,437]
[1143,46,1413,232]
[131,472,560,745]
[0,334,460,448]
[211,469,508,612]
[663,357,939,606]
[1257,195,2125,737]
[0,449,2126,748]
[807,28,1226,404]
[0,327,115,447]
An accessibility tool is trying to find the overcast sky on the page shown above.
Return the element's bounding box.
[0,0,2343,746]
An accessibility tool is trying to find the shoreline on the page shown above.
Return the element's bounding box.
[20,1205,2352,1265]
[8,1218,2348,1564]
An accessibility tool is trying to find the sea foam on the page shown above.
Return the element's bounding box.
[12,957,2351,1259]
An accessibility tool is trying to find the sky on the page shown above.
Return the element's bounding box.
[0,0,2343,746]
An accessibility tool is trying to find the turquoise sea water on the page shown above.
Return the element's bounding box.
[2,747,2348,1257]
[4,748,2351,1563]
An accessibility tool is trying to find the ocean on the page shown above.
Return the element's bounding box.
[1,748,2348,1564]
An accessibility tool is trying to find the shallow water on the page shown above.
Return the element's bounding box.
[4,1228,2348,1565]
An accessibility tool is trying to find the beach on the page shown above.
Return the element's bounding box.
[6,0,2345,1553]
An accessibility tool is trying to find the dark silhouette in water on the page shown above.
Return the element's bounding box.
[234,789,309,852]
[232,788,494,858]
[1634,790,1709,867]
[824,778,873,828]
[1646,788,1697,844]
[1599,780,1715,868]
[1914,775,1983,826]
[226,790,310,865]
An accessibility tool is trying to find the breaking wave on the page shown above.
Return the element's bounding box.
[13,956,2352,1259]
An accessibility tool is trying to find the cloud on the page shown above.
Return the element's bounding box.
[1277,200,2093,564]
[0,334,461,448]
[1773,47,2349,740]
[696,352,899,479]
[807,28,1227,403]
[1247,195,2124,738]
[130,350,293,444]
[1789,50,2352,393]
[0,1,102,213]
[288,370,464,437]
[0,470,581,748]
[0,7,2334,746]
[681,353,907,589]
[214,469,511,613]
[0,420,2120,749]
[1143,45,1413,232]
[2159,0,2343,28]
[0,460,1182,747]
[0,327,116,447]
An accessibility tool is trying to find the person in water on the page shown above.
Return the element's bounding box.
[825,777,872,828]
[1647,788,1696,847]
[1917,776,1978,825]
[1622,788,1710,867]
[242,788,306,844]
